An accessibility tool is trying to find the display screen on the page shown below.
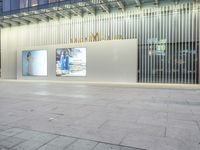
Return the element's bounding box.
[56,48,86,76]
[22,50,47,76]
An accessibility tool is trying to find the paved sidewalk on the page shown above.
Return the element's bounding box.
[0,81,200,150]
[0,126,140,150]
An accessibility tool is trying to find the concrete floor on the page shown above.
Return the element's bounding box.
[0,81,200,150]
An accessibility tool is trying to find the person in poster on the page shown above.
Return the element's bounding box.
[60,49,70,74]
[64,49,70,71]
[60,50,65,72]
[26,51,33,75]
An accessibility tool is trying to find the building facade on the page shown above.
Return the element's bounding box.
[0,0,199,84]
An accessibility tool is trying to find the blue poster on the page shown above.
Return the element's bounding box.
[56,48,86,76]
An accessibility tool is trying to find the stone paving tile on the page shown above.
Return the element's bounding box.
[120,147,143,150]
[121,133,156,150]
[0,128,24,137]
[92,143,142,150]
[11,133,57,150]
[101,120,166,137]
[0,146,9,150]
[0,135,8,141]
[148,136,200,150]
[121,133,200,150]
[166,126,200,144]
[37,136,76,150]
[166,119,199,130]
[93,143,121,150]
[13,130,45,140]
[0,136,25,149]
[65,139,97,150]
[0,126,10,132]
[167,112,200,121]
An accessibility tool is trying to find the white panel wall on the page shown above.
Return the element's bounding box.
[16,40,138,83]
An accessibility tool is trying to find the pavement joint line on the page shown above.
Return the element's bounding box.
[195,121,200,131]
[9,137,27,149]
[90,142,99,150]
[97,119,109,129]
[63,138,78,150]
[35,135,59,150]
[118,130,130,148]
[1,126,145,150]
[164,127,167,137]
[0,127,25,137]
[0,130,28,149]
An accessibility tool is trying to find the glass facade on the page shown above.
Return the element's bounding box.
[20,0,28,9]
[11,0,20,11]
[2,0,9,12]
[39,0,48,5]
[30,0,38,7]
[2,0,65,12]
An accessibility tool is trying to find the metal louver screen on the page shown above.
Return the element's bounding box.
[138,3,199,84]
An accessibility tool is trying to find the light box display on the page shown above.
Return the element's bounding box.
[56,48,86,77]
[22,50,47,76]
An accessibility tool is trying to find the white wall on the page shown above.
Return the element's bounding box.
[16,39,138,83]
[1,12,139,80]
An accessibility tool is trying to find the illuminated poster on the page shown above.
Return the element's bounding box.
[56,48,86,76]
[22,50,47,76]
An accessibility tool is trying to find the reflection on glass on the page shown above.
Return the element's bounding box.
[11,0,20,11]
[49,0,57,3]
[30,0,38,7]
[20,0,28,9]
[39,0,48,5]
[139,38,199,84]
[3,0,10,12]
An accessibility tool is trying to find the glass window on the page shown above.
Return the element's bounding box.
[39,0,48,5]
[20,0,28,9]
[3,0,10,12]
[11,0,20,10]
[49,0,57,3]
[30,0,38,7]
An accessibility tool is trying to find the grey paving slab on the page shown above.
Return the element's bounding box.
[0,128,24,137]
[0,137,25,149]
[101,120,166,137]
[120,147,142,150]
[121,133,200,150]
[166,119,199,130]
[166,126,200,144]
[167,112,200,121]
[37,136,76,150]
[0,146,9,150]
[93,143,121,150]
[121,133,156,149]
[14,130,46,140]
[0,126,10,132]
[65,139,97,150]
[11,133,57,150]
[148,137,200,150]
[0,135,8,141]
